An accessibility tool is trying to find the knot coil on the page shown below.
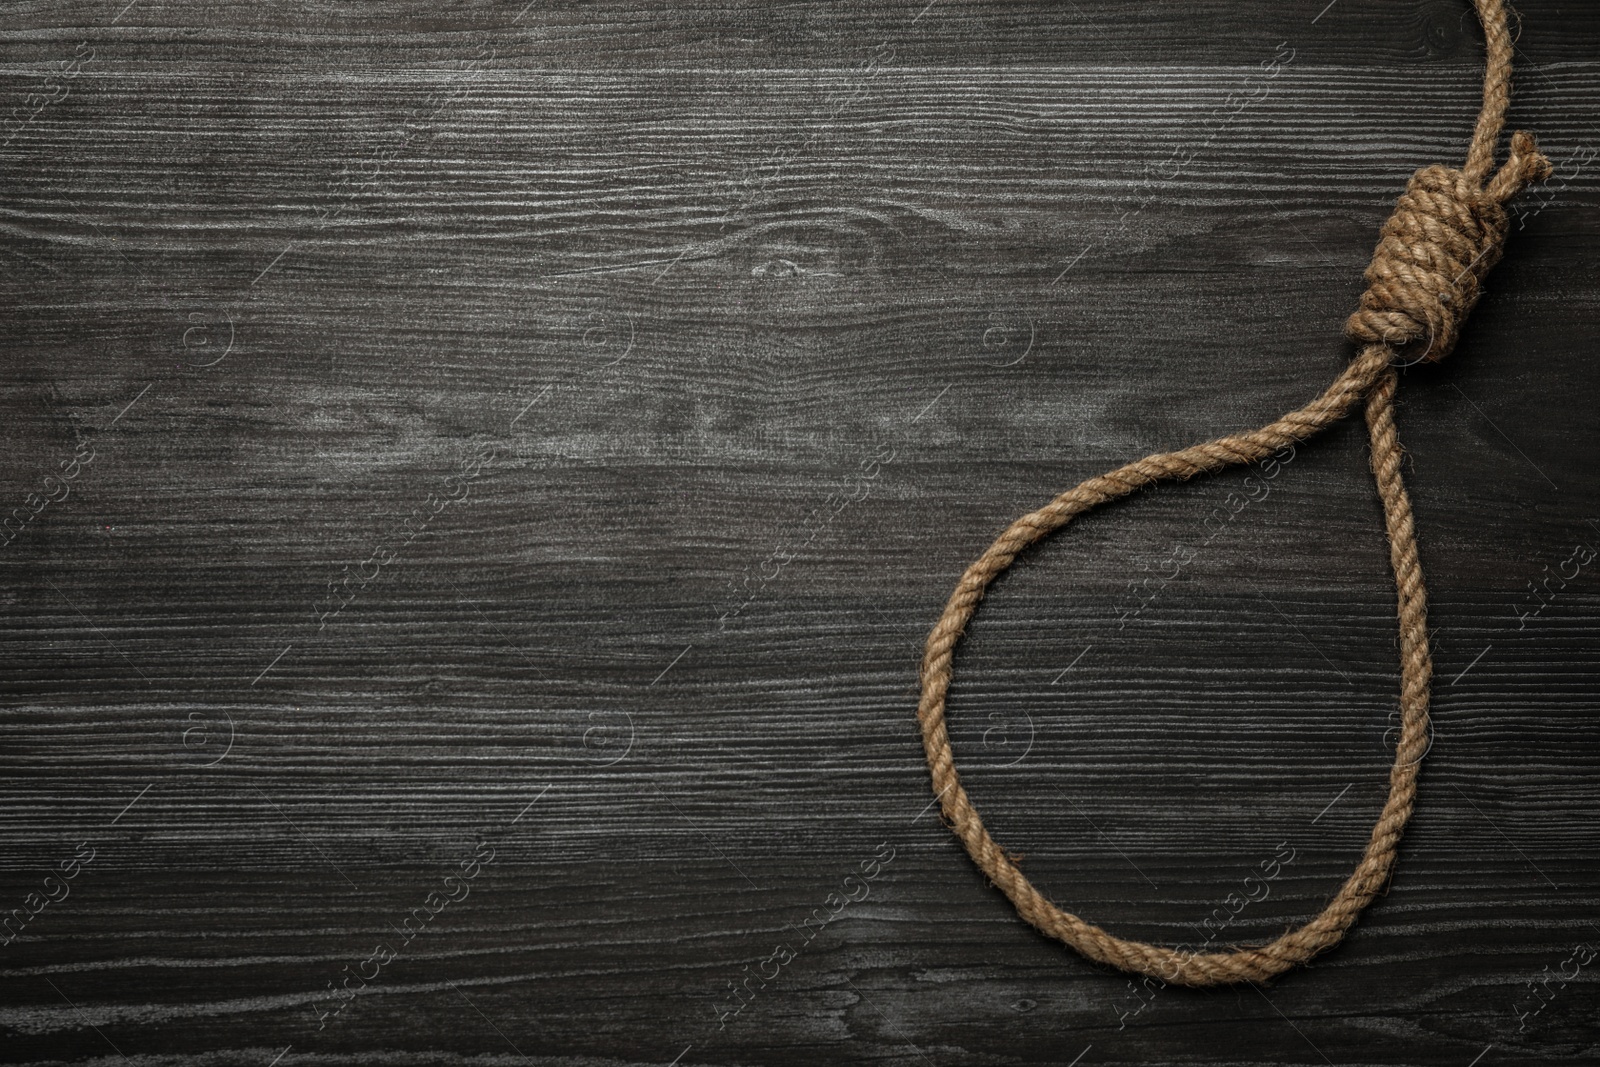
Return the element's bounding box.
[1345,131,1551,362]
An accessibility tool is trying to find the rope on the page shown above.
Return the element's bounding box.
[914,0,1551,987]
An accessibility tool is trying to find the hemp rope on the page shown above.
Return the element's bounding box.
[915,0,1551,987]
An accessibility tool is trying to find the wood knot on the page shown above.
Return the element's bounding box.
[1346,130,1551,362]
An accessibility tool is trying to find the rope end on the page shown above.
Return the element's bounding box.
[1487,130,1553,203]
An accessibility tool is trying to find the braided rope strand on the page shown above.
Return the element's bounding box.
[915,0,1548,986]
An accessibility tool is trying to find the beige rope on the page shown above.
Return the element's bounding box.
[915,0,1551,987]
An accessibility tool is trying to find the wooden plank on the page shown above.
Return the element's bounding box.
[1,1,1597,1063]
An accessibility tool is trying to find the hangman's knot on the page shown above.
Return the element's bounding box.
[1345,130,1551,362]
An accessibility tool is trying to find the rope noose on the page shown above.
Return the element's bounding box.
[915,0,1551,987]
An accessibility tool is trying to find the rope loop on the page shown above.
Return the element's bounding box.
[915,0,1550,987]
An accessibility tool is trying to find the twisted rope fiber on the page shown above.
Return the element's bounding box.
[915,0,1551,987]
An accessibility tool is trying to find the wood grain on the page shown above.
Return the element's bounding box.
[1,1,1597,1064]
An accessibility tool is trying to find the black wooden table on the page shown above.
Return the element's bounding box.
[2,2,1596,1064]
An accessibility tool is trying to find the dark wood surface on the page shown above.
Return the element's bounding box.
[2,2,1597,1064]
